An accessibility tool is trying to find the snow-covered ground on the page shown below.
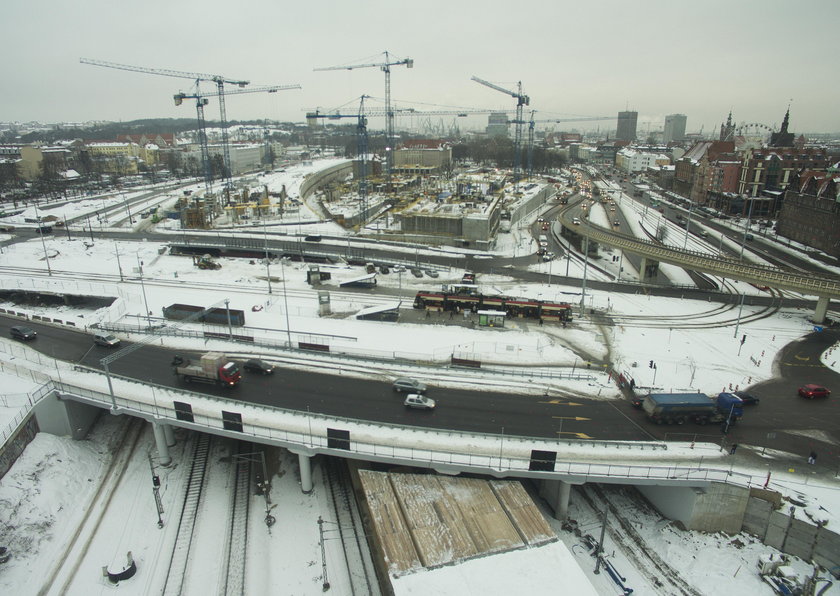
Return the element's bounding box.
[1,161,839,594]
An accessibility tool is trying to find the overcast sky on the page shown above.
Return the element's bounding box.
[3,0,839,135]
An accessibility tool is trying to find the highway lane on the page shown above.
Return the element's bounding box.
[2,315,652,443]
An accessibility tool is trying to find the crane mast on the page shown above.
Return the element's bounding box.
[306,96,372,226]
[472,76,530,181]
[314,51,413,191]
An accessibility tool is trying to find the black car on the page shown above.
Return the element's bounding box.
[733,391,760,405]
[243,359,274,374]
[10,325,37,340]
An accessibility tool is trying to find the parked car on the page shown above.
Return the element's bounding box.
[404,394,435,410]
[243,359,275,375]
[10,325,36,341]
[379,265,390,274]
[424,270,439,278]
[410,268,423,278]
[393,378,427,393]
[798,384,830,399]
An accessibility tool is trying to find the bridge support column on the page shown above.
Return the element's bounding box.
[298,452,313,494]
[163,423,176,447]
[152,422,171,466]
[539,479,573,520]
[814,296,830,324]
[639,257,648,281]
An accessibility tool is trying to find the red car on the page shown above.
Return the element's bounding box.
[798,384,830,399]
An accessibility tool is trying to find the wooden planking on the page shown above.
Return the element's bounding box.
[439,476,524,553]
[357,470,421,574]
[491,479,556,545]
[359,470,556,578]
[389,473,477,566]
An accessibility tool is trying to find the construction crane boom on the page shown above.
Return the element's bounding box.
[80,57,248,86]
[176,84,301,104]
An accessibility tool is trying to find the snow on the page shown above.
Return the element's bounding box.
[0,161,839,594]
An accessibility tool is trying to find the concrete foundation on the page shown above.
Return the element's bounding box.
[298,452,313,494]
[152,422,171,466]
[538,478,574,520]
[814,295,830,324]
[638,482,749,534]
[163,423,176,447]
[35,393,101,440]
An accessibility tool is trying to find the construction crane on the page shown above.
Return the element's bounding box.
[471,76,530,181]
[174,85,299,195]
[314,52,413,189]
[80,57,268,192]
[524,114,614,179]
[306,96,373,226]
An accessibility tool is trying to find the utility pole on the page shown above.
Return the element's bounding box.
[594,501,609,574]
[579,236,590,317]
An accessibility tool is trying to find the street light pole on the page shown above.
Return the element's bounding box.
[683,201,694,250]
[280,258,292,348]
[137,252,151,329]
[579,236,590,317]
[114,243,124,282]
[263,215,273,295]
[34,203,52,277]
[739,199,754,261]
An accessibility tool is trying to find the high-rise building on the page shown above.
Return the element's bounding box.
[616,111,638,141]
[663,114,687,144]
[486,113,509,137]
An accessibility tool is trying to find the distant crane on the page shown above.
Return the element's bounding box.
[525,114,614,179]
[80,58,301,191]
[175,85,300,195]
[314,52,413,189]
[80,58,250,190]
[472,76,530,180]
[306,96,374,226]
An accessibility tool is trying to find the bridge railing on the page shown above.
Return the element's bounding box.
[46,375,770,489]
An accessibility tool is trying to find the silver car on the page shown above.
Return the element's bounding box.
[393,378,427,393]
[404,394,435,410]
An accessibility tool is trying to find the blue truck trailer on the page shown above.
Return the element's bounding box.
[642,392,743,425]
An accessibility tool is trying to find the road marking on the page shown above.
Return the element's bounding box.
[782,362,824,367]
[794,353,811,361]
[557,431,593,439]
[552,416,591,421]
[540,400,583,406]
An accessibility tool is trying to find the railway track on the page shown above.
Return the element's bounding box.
[576,484,703,596]
[323,457,379,596]
[162,432,211,596]
[221,441,254,596]
[39,416,145,596]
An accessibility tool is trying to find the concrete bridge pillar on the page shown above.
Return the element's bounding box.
[639,257,648,281]
[152,421,171,466]
[539,479,574,520]
[298,452,313,494]
[163,423,176,447]
[814,296,830,324]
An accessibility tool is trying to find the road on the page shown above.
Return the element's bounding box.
[5,313,840,470]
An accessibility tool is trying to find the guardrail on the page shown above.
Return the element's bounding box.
[45,373,771,489]
[565,215,840,297]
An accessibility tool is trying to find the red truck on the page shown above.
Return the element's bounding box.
[172,352,241,387]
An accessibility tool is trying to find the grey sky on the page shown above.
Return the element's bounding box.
[3,0,838,135]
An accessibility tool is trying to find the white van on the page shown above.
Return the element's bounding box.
[94,332,121,347]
